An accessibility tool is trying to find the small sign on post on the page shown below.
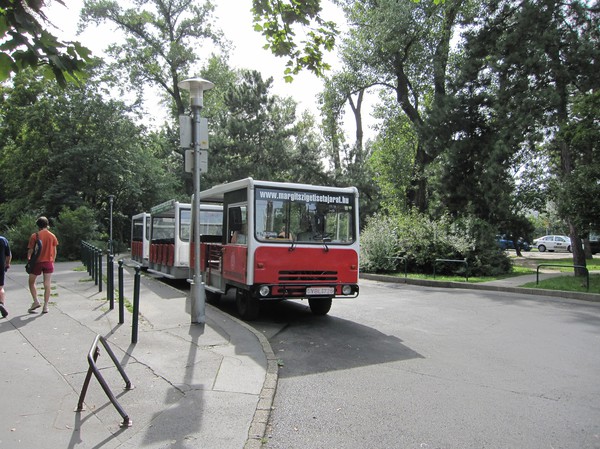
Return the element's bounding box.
[184,149,208,172]
[182,116,208,173]
[179,115,192,148]
[199,118,208,149]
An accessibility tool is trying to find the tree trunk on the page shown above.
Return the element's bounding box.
[406,141,432,212]
[568,223,587,277]
[582,237,593,259]
[348,90,365,164]
[548,38,586,276]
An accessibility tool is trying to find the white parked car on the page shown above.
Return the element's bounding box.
[533,235,572,252]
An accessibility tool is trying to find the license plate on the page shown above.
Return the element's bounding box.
[306,287,335,296]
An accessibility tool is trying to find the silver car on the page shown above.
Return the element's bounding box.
[533,235,572,252]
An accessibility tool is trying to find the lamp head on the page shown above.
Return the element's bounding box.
[178,77,214,107]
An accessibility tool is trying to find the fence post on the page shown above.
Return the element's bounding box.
[132,266,141,344]
[98,249,103,293]
[92,247,97,283]
[81,242,87,272]
[536,263,589,292]
[108,254,114,309]
[87,243,92,274]
[118,260,125,324]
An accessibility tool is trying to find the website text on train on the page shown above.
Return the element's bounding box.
[144,200,222,279]
[193,178,360,320]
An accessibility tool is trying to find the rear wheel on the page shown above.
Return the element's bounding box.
[567,245,572,253]
[236,289,260,321]
[308,298,332,316]
[538,244,546,252]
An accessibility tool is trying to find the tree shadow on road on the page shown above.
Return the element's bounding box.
[215,296,423,378]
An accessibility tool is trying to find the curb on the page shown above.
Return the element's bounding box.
[205,305,278,449]
[360,273,600,302]
[136,271,279,448]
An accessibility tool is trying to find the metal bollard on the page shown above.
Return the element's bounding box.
[87,243,92,273]
[82,243,88,272]
[81,242,87,271]
[132,266,141,344]
[118,260,125,324]
[108,254,114,309]
[93,249,97,284]
[98,250,103,293]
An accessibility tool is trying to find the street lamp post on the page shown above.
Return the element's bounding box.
[178,77,214,324]
[108,195,114,255]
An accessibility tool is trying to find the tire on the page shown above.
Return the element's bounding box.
[567,245,572,253]
[308,297,332,316]
[236,289,260,321]
[538,245,546,252]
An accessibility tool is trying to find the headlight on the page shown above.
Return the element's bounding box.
[259,285,270,297]
[342,285,353,295]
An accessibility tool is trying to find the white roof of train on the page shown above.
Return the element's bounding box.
[199,177,358,203]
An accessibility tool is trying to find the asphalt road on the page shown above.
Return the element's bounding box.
[239,280,600,449]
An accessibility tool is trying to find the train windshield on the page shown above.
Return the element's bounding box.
[254,187,356,244]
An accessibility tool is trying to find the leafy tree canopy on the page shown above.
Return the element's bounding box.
[0,0,91,85]
[80,0,224,116]
[0,64,180,238]
[250,0,447,80]
[251,0,337,80]
[205,68,328,186]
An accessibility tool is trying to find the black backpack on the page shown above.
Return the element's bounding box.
[25,233,42,274]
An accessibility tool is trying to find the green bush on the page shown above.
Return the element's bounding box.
[54,206,99,260]
[360,214,400,272]
[360,212,512,277]
[4,207,100,262]
[449,215,512,276]
[4,212,41,261]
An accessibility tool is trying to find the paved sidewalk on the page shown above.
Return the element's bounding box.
[0,261,277,449]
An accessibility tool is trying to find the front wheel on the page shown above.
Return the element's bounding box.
[308,298,332,316]
[538,245,546,252]
[236,289,260,321]
[567,245,572,253]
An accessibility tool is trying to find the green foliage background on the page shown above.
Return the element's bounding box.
[1,0,598,276]
[360,212,512,276]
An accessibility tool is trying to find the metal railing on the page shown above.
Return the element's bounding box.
[387,255,407,278]
[81,242,142,344]
[76,335,134,427]
[81,242,103,292]
[536,264,589,292]
[434,258,469,281]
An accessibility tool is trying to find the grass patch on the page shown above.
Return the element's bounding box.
[389,272,484,283]
[511,256,600,271]
[369,256,600,294]
[521,274,600,294]
[34,284,58,299]
[98,296,134,313]
[376,264,535,284]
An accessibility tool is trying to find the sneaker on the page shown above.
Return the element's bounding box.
[0,303,7,318]
[28,302,41,313]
